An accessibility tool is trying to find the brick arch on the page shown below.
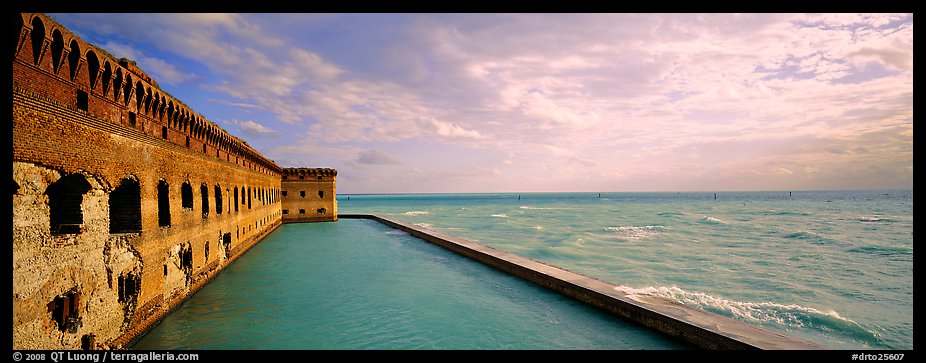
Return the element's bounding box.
[151,93,160,118]
[135,81,144,112]
[29,16,45,66]
[101,61,112,95]
[144,87,152,115]
[86,50,100,89]
[112,67,122,101]
[50,29,63,74]
[166,101,174,125]
[122,73,132,105]
[14,13,24,60]
[68,39,80,81]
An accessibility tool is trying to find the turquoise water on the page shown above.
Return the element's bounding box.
[133,219,688,350]
[336,190,913,349]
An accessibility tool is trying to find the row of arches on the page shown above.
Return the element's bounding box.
[35,171,279,236]
[15,13,280,177]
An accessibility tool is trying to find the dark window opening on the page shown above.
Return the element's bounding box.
[163,264,167,276]
[282,175,288,180]
[47,174,91,235]
[30,17,44,65]
[299,209,306,215]
[87,50,100,89]
[101,63,111,94]
[201,184,209,218]
[50,30,63,73]
[113,69,122,101]
[214,185,223,215]
[181,182,193,210]
[68,40,80,81]
[128,112,136,127]
[157,180,170,227]
[180,243,193,272]
[318,190,324,199]
[318,176,323,180]
[48,289,81,333]
[203,144,207,154]
[185,136,190,148]
[299,175,304,179]
[117,272,140,306]
[317,208,327,214]
[81,334,95,350]
[123,75,132,105]
[247,188,252,209]
[282,209,288,215]
[76,90,88,111]
[222,233,232,259]
[282,190,287,197]
[161,126,168,139]
[135,82,144,113]
[204,241,210,262]
[109,177,141,234]
[300,191,305,198]
[234,187,239,212]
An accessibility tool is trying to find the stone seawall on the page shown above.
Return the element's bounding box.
[340,214,826,350]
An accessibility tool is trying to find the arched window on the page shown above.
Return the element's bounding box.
[144,88,152,114]
[135,81,144,112]
[86,50,99,89]
[234,187,239,212]
[109,177,141,234]
[30,17,45,65]
[247,187,252,209]
[122,74,132,105]
[68,40,80,81]
[101,62,111,94]
[158,180,170,227]
[181,182,193,210]
[214,185,223,215]
[112,68,122,100]
[50,29,63,74]
[47,174,91,235]
[201,184,209,218]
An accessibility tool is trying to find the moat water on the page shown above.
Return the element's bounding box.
[333,190,912,350]
[134,190,912,350]
[132,219,687,350]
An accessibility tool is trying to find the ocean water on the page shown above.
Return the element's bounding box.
[337,190,913,349]
[132,219,688,350]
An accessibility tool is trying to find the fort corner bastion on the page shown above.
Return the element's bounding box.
[12,13,337,350]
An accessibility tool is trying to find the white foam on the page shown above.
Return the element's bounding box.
[702,216,725,224]
[605,225,666,240]
[413,223,433,229]
[403,211,430,216]
[384,230,408,235]
[614,285,863,329]
[519,206,577,210]
[533,225,543,230]
[491,214,509,218]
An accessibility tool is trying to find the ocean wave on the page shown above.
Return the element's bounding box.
[848,245,912,256]
[384,230,408,235]
[491,214,509,218]
[783,231,831,244]
[519,206,577,210]
[614,285,879,341]
[413,223,433,229]
[700,216,725,224]
[605,225,666,240]
[533,226,543,230]
[858,216,893,223]
[403,211,430,216]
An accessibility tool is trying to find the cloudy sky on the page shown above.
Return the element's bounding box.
[52,13,913,194]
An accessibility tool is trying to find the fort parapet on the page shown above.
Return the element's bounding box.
[12,13,335,350]
[281,168,338,223]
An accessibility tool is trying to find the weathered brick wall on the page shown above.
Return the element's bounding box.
[281,168,338,223]
[11,13,327,350]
